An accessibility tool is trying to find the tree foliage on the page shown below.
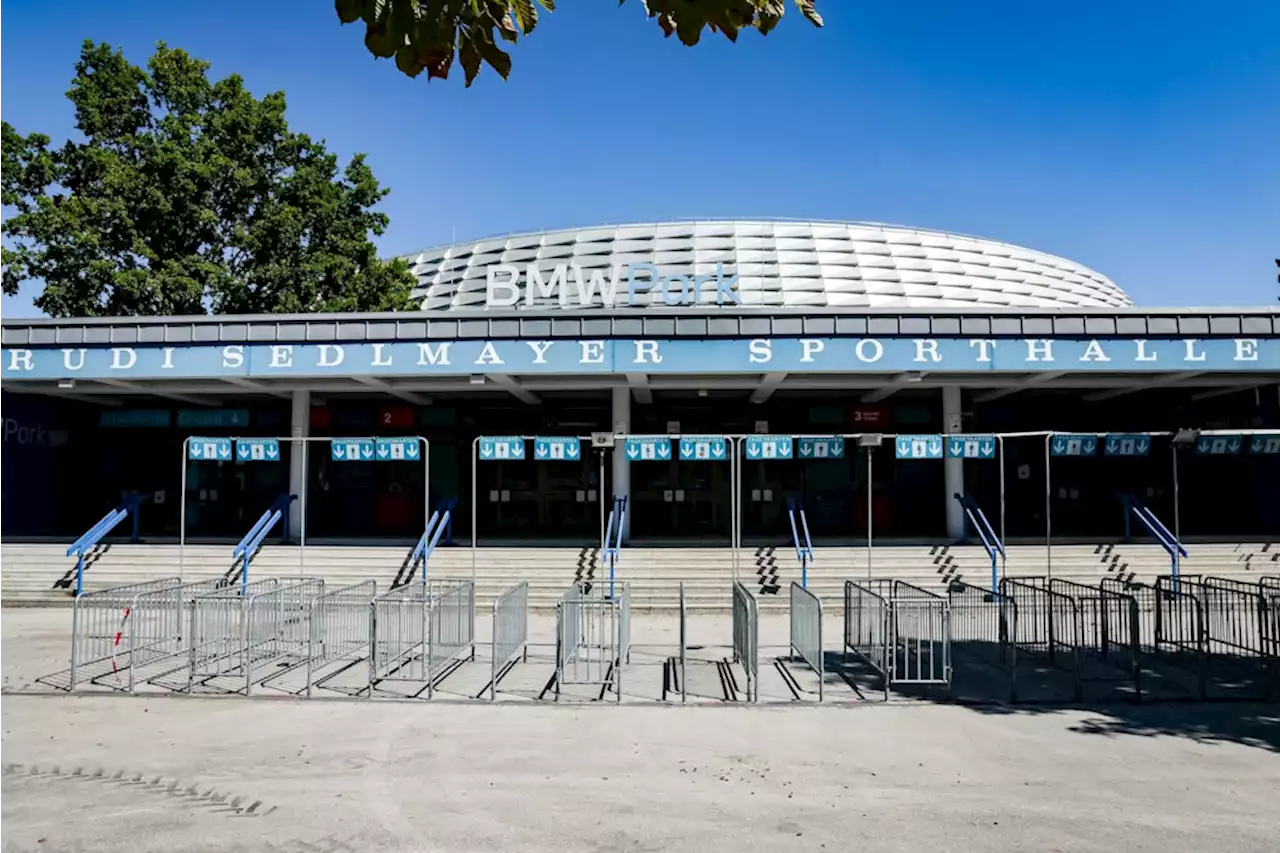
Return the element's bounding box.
[2,41,418,318]
[336,0,823,84]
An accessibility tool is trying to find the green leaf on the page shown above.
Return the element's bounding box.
[365,25,401,58]
[512,0,538,34]
[334,0,364,25]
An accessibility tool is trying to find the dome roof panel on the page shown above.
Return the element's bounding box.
[401,221,1131,311]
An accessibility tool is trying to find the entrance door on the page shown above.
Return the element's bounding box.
[474,450,606,541]
[631,457,733,540]
[742,458,801,540]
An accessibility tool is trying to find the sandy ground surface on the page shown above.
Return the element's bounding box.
[4,607,1280,853]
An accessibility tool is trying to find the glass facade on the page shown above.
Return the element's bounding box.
[3,386,1277,544]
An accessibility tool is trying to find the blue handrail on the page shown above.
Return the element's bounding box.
[604,496,627,598]
[67,509,126,559]
[786,498,815,588]
[412,509,451,584]
[954,493,1005,593]
[1118,493,1189,587]
[232,494,294,593]
[233,494,296,559]
[434,497,458,545]
[67,505,125,597]
[411,510,444,563]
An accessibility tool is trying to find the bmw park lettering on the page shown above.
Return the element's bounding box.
[1,337,1274,381]
[482,262,742,308]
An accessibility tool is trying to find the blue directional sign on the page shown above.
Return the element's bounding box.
[188,436,232,461]
[331,438,375,462]
[679,435,728,461]
[624,436,673,462]
[1195,435,1243,456]
[1249,435,1280,454]
[1104,434,1150,457]
[895,434,944,460]
[534,436,581,461]
[744,435,793,461]
[478,436,525,461]
[377,437,421,462]
[1050,434,1098,457]
[797,437,844,460]
[236,438,280,462]
[946,434,997,460]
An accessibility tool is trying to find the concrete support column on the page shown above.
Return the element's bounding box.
[611,386,631,540]
[289,389,310,542]
[943,385,965,541]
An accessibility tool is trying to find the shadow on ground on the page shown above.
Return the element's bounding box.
[830,639,1280,753]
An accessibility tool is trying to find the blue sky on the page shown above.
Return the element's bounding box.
[2,0,1277,317]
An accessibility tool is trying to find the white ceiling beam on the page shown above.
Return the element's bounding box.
[353,375,428,405]
[973,371,1070,403]
[748,372,788,405]
[1189,383,1272,402]
[14,387,123,406]
[219,376,292,399]
[1083,372,1208,402]
[488,373,540,405]
[861,372,926,403]
[625,373,653,404]
[93,378,209,406]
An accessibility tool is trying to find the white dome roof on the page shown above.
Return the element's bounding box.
[403,220,1131,312]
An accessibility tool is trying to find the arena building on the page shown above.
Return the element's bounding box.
[2,219,1278,551]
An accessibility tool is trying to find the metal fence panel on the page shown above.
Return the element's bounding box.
[368,579,475,698]
[556,581,625,701]
[187,579,283,691]
[491,582,529,700]
[370,582,429,687]
[789,582,824,701]
[678,582,687,703]
[242,579,325,695]
[999,577,1083,699]
[428,580,475,696]
[66,578,232,692]
[1049,578,1142,697]
[1163,576,1267,658]
[843,580,890,681]
[889,581,951,689]
[732,581,758,703]
[69,578,178,689]
[947,580,1016,666]
[306,581,376,698]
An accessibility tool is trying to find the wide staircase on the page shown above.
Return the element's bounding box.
[3,539,1276,610]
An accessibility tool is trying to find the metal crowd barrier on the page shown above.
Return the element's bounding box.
[187,578,281,691]
[368,579,475,698]
[946,580,1017,670]
[998,578,1080,661]
[887,581,951,691]
[789,582,825,700]
[676,582,688,702]
[491,581,529,700]
[1264,578,1280,659]
[555,581,629,702]
[1048,578,1143,698]
[305,580,376,698]
[67,577,227,692]
[1161,575,1270,659]
[844,579,951,698]
[731,581,759,702]
[843,580,890,682]
[188,579,324,695]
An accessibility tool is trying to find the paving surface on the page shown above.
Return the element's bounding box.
[4,607,1280,852]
